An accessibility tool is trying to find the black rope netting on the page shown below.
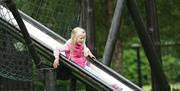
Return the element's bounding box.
[16,0,81,39]
[0,0,81,81]
[0,5,52,81]
[0,24,33,81]
[0,3,33,81]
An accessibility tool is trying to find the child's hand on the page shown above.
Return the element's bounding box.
[89,54,96,60]
[53,58,60,68]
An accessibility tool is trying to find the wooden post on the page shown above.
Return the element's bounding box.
[70,76,76,91]
[86,0,96,55]
[145,0,163,90]
[126,0,170,90]
[80,0,87,29]
[102,0,125,66]
[44,69,57,91]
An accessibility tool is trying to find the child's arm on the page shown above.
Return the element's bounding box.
[53,41,70,68]
[53,44,69,59]
[85,47,96,59]
[53,57,60,68]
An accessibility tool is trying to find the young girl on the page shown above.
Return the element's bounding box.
[53,27,122,91]
[53,27,95,68]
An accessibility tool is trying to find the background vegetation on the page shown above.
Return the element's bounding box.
[95,0,180,88]
[15,0,180,90]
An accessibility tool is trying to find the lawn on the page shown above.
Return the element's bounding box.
[143,83,180,91]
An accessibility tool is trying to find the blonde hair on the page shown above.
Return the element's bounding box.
[71,27,86,45]
[70,27,89,57]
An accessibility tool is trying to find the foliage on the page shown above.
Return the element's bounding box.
[157,0,180,41]
[122,49,151,85]
[122,48,180,85]
[162,55,180,83]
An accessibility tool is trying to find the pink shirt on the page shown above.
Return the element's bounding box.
[54,40,87,67]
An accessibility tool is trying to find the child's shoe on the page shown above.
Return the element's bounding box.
[111,84,123,91]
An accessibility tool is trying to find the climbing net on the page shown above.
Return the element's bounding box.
[16,0,81,38]
[0,22,33,81]
[0,0,81,81]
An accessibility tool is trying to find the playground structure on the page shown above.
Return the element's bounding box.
[0,0,172,91]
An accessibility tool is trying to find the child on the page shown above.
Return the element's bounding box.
[53,27,95,68]
[53,27,122,91]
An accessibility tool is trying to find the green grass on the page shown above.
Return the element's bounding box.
[171,83,180,91]
[143,85,151,91]
[143,83,180,91]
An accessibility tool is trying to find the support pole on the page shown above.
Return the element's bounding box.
[80,0,87,29]
[145,0,162,90]
[86,0,96,55]
[132,44,142,88]
[70,76,76,91]
[126,0,170,90]
[102,0,125,66]
[44,69,57,91]
[136,47,142,88]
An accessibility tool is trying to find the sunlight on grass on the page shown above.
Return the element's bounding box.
[143,85,151,91]
[171,83,180,91]
[143,83,180,91]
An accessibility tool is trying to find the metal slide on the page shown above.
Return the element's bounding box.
[0,5,143,91]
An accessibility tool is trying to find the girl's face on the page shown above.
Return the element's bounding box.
[76,33,86,45]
